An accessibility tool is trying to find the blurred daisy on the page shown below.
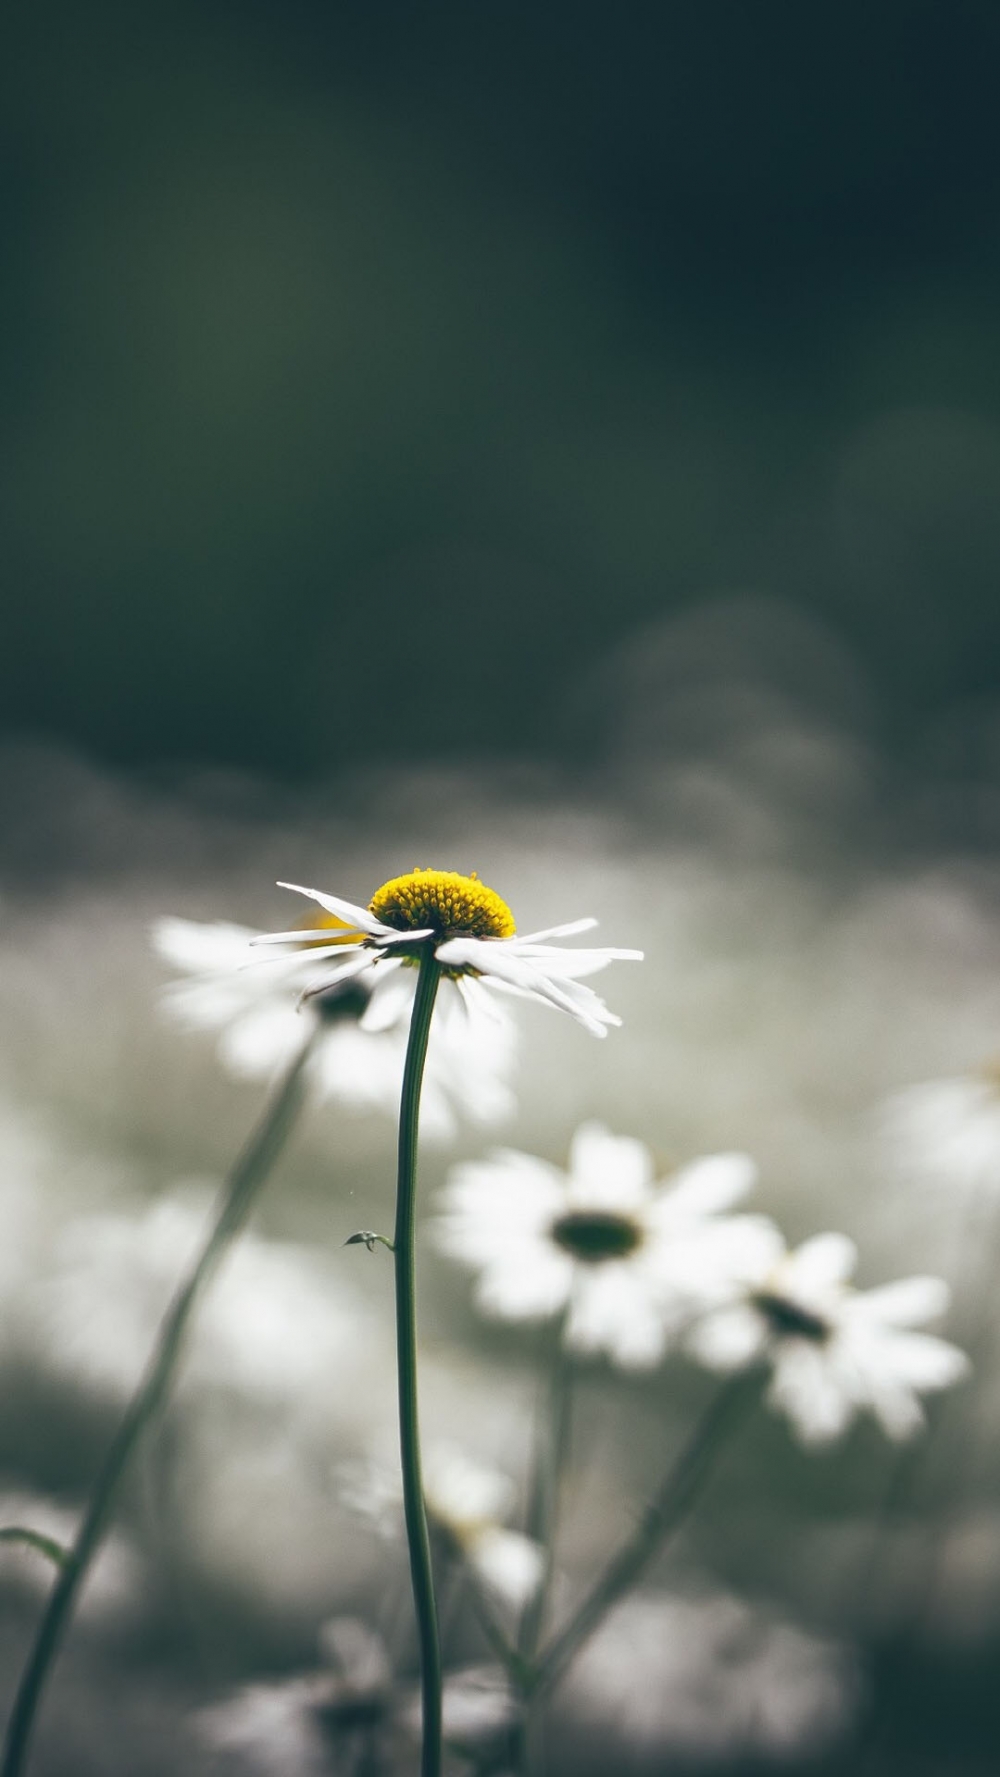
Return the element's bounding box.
[431,1122,772,1369]
[561,1589,855,1762]
[685,1231,969,1446]
[252,866,642,1037]
[194,1617,514,1775]
[153,914,516,1141]
[423,1445,543,1610]
[336,1446,542,1610]
[882,1061,1000,1197]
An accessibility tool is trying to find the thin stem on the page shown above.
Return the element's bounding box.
[1,1032,317,1777]
[517,1327,573,1666]
[529,1374,754,1703]
[393,949,442,1777]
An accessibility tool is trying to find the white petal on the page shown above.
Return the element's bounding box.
[849,1276,951,1328]
[514,918,599,943]
[250,928,367,950]
[767,1345,855,1447]
[685,1305,767,1371]
[424,1447,513,1527]
[505,943,644,979]
[436,941,615,1036]
[654,1153,758,1224]
[782,1235,858,1297]
[568,1122,653,1205]
[474,1248,573,1321]
[152,917,256,973]
[218,1006,306,1077]
[876,1329,970,1391]
[276,881,390,935]
[565,1267,666,1369]
[358,965,413,1032]
[468,1528,544,1608]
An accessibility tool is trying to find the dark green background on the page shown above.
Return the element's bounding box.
[4,2,1000,777]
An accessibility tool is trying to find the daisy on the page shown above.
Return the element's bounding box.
[422,1445,543,1611]
[685,1231,969,1446]
[335,1448,542,1610]
[431,1122,772,1370]
[153,914,516,1141]
[250,867,643,1038]
[881,1061,1000,1197]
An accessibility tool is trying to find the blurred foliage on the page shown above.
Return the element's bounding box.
[3,2,1000,775]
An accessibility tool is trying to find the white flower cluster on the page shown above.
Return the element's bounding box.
[432,1122,969,1448]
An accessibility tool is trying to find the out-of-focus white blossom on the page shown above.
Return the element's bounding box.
[422,1445,543,1610]
[336,1446,542,1610]
[882,1065,1000,1197]
[560,1590,856,1762]
[193,1617,513,1775]
[154,914,517,1141]
[193,1618,392,1777]
[686,1231,969,1445]
[27,1188,369,1403]
[431,1122,773,1369]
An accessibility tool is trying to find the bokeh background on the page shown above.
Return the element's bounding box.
[3,3,1000,1772]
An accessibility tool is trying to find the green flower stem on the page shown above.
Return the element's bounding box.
[393,948,443,1777]
[511,1324,575,1770]
[529,1373,755,1704]
[1,1031,317,1777]
[518,1326,574,1666]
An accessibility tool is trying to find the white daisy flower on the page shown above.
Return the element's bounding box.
[685,1231,970,1446]
[422,1445,543,1611]
[153,913,516,1141]
[562,1589,856,1761]
[431,1121,772,1370]
[251,866,642,1038]
[335,1447,542,1611]
[881,1062,1000,1197]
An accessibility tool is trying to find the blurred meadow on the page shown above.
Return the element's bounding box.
[3,4,1000,1773]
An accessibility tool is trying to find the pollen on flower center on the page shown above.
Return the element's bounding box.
[369,868,516,940]
[551,1209,643,1264]
[753,1291,831,1343]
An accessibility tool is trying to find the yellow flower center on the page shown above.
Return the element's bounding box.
[369,868,516,940]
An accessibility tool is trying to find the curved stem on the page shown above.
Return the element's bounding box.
[393,950,442,1777]
[529,1373,754,1703]
[2,1032,317,1777]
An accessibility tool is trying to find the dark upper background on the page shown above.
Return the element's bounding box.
[4,1,1000,783]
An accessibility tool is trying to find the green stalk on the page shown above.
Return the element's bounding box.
[393,949,443,1777]
[518,1326,573,1666]
[1,1031,317,1777]
[529,1374,754,1703]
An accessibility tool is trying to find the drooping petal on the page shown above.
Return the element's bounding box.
[767,1345,856,1447]
[275,881,390,935]
[434,939,616,1036]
